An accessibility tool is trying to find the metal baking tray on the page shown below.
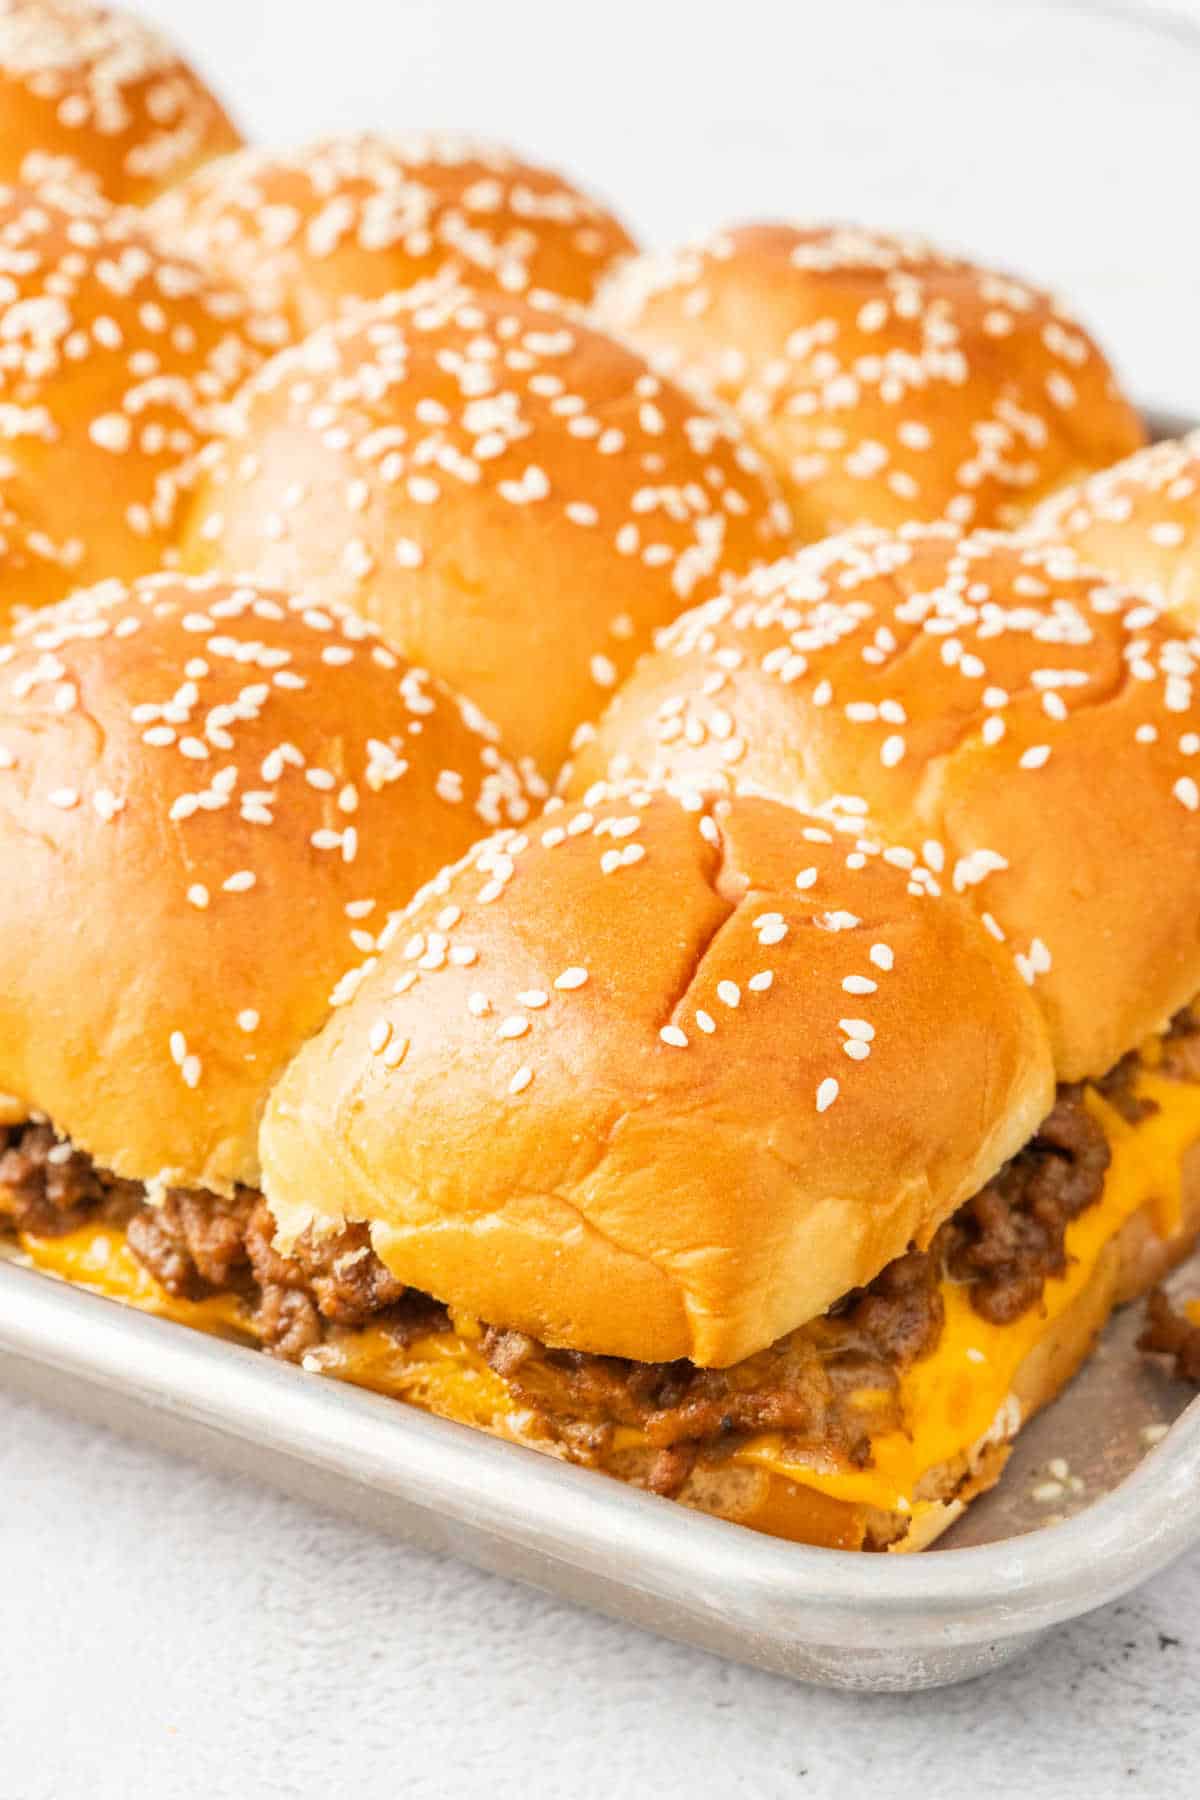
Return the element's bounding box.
[3,406,1199,1693]
[1,1247,1199,1691]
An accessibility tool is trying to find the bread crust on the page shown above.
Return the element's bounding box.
[0,573,543,1191]
[260,786,1053,1366]
[0,0,240,205]
[0,182,285,624]
[177,284,791,773]
[147,132,636,333]
[569,527,1200,1080]
[1027,433,1200,631]
[597,222,1145,542]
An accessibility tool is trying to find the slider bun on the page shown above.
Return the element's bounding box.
[569,526,1200,1080]
[147,132,637,334]
[1027,433,1200,629]
[597,223,1146,543]
[178,284,791,773]
[0,0,240,204]
[0,182,285,624]
[260,786,1053,1367]
[0,573,543,1192]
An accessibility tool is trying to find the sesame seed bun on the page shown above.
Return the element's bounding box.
[146,132,637,335]
[0,0,241,204]
[596,223,1146,543]
[259,785,1053,1367]
[177,284,792,774]
[1026,433,1200,629]
[0,572,545,1193]
[0,182,286,624]
[567,527,1200,1082]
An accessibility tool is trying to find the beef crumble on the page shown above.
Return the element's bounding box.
[483,1248,942,1492]
[0,1121,141,1235]
[934,1090,1111,1325]
[0,1008,1189,1499]
[0,1122,445,1358]
[1138,1291,1200,1385]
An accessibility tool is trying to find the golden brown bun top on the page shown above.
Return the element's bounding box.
[569,526,1200,1081]
[0,572,545,1191]
[1027,433,1200,629]
[0,0,241,204]
[178,284,792,775]
[147,132,638,334]
[0,182,286,623]
[597,222,1146,544]
[260,784,1053,1367]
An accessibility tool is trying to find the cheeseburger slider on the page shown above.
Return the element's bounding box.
[0,181,285,623]
[596,223,1145,544]
[147,132,638,335]
[1027,432,1200,631]
[0,572,543,1337]
[177,284,791,774]
[252,779,1200,1551]
[0,0,241,204]
[569,526,1200,1081]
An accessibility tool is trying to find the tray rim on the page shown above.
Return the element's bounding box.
[3,1251,1199,1660]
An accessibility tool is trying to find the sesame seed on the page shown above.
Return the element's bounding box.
[497,1015,530,1040]
[816,1078,839,1113]
[48,787,79,809]
[717,980,741,1008]
[695,1009,716,1033]
[222,870,256,892]
[186,884,210,909]
[747,971,773,993]
[842,975,878,994]
[509,1065,534,1095]
[237,1011,260,1033]
[554,967,588,990]
[660,1024,688,1048]
[869,944,895,971]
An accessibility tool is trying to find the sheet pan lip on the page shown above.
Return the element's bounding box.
[2,1251,1198,1652]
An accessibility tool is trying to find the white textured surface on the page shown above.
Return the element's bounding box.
[5,3,1200,1793]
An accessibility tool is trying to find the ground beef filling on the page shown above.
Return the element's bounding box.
[0,1016,1186,1498]
[1138,1292,1200,1385]
[931,1091,1111,1325]
[0,1125,447,1361]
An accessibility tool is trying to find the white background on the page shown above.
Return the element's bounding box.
[4,4,1200,1795]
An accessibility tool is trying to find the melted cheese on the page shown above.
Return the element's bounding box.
[17,1224,251,1339]
[733,1071,1200,1518]
[15,1069,1200,1543]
